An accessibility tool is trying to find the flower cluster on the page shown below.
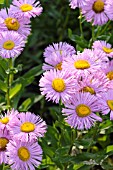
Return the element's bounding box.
[0,109,47,169]
[69,0,113,26]
[0,0,43,58]
[39,41,113,130]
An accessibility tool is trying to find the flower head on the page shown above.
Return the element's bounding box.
[44,42,76,59]
[82,0,111,25]
[43,51,65,71]
[11,0,43,18]
[99,90,113,120]
[62,49,101,78]
[69,0,86,9]
[0,31,25,58]
[9,112,47,142]
[0,8,31,38]
[0,128,11,164]
[62,92,102,130]
[92,40,113,58]
[39,69,78,104]
[6,140,42,170]
[0,109,19,130]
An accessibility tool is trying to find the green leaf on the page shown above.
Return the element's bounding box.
[0,80,7,92]
[106,145,113,153]
[9,84,22,99]
[18,95,43,111]
[23,65,43,78]
[0,0,4,4]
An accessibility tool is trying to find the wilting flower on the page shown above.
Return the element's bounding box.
[39,69,78,104]
[6,140,42,170]
[62,92,102,130]
[82,0,111,25]
[9,112,47,142]
[0,31,26,58]
[11,0,43,18]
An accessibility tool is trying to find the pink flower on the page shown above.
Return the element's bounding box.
[62,92,102,130]
[62,49,101,78]
[6,140,42,170]
[0,8,31,38]
[92,40,113,58]
[0,109,19,130]
[0,31,26,58]
[82,0,111,25]
[9,112,47,142]
[39,69,78,104]
[44,42,76,59]
[99,90,113,120]
[0,128,11,164]
[69,0,86,9]
[11,0,43,18]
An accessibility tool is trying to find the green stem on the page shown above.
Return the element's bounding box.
[64,129,77,170]
[99,20,111,36]
[79,9,84,39]
[87,123,99,152]
[6,58,14,109]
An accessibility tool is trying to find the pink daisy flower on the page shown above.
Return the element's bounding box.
[69,0,86,9]
[0,8,31,38]
[82,0,110,25]
[0,109,19,130]
[43,42,76,59]
[93,70,113,90]
[100,60,113,89]
[42,51,66,71]
[104,0,113,20]
[62,49,101,78]
[78,74,108,96]
[0,128,11,164]
[62,92,102,130]
[99,90,113,120]
[11,0,43,18]
[93,49,109,63]
[6,140,42,170]
[39,69,78,104]
[9,112,47,142]
[0,31,26,58]
[92,40,113,58]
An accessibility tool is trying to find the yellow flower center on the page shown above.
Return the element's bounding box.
[5,17,20,31]
[3,40,15,50]
[0,117,9,124]
[20,4,33,12]
[102,47,113,54]
[107,71,113,80]
[93,0,104,13]
[20,122,35,132]
[0,137,9,151]
[76,104,91,117]
[18,147,30,161]
[82,86,95,95]
[55,62,62,70]
[107,100,113,110]
[52,78,65,92]
[74,60,90,69]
